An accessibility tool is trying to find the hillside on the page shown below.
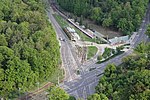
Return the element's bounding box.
[0,0,60,98]
[57,0,149,35]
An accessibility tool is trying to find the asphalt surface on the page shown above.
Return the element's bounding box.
[47,9,80,82]
[47,1,150,99]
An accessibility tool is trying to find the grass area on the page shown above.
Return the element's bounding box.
[97,51,125,64]
[27,67,64,93]
[48,67,65,84]
[53,14,69,28]
[53,14,106,43]
[74,28,92,41]
[21,68,64,100]
[75,28,105,43]
[53,13,93,41]
[87,46,98,60]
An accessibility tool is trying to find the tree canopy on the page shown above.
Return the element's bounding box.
[87,93,108,100]
[57,0,149,35]
[48,86,70,100]
[0,0,60,99]
[94,42,150,100]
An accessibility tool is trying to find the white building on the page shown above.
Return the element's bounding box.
[109,35,129,45]
[64,27,80,41]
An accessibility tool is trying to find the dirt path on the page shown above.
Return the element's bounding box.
[82,19,123,38]
[18,82,53,100]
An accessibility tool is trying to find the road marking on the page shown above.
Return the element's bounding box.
[48,2,150,99]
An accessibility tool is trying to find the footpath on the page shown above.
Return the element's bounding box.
[18,82,53,100]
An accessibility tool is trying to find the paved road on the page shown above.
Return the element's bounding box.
[47,1,150,99]
[60,5,149,99]
[131,3,150,47]
[47,6,80,82]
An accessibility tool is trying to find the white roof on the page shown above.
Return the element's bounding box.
[109,35,129,44]
[74,33,80,40]
[66,27,76,33]
[81,25,85,29]
[68,19,94,38]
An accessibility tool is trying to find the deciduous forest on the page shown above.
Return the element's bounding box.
[0,0,60,98]
[89,42,150,100]
[57,0,149,35]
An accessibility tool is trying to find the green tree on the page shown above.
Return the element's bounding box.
[88,93,108,100]
[116,46,124,53]
[102,17,113,34]
[48,86,69,100]
[97,55,103,61]
[104,64,116,77]
[0,34,8,46]
[95,43,150,100]
[102,48,111,58]
[87,93,100,100]
[90,7,102,24]
[68,96,76,100]
[102,17,113,28]
[0,0,61,98]
[57,0,149,35]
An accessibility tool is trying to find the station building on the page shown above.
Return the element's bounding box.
[109,35,129,45]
